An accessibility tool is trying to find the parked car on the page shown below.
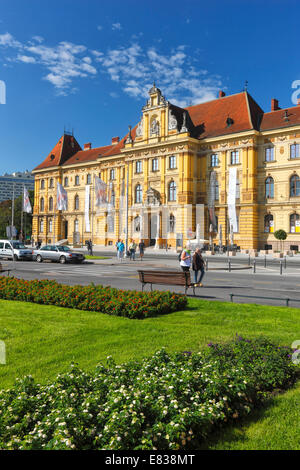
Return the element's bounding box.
[0,240,33,261]
[32,245,85,264]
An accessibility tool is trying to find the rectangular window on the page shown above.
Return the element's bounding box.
[169,155,176,169]
[136,161,142,174]
[265,147,274,162]
[230,150,239,165]
[75,175,79,186]
[291,144,300,159]
[152,159,158,171]
[110,169,115,180]
[210,154,218,167]
[152,158,159,171]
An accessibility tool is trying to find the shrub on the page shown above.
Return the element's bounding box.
[0,277,187,319]
[0,337,297,450]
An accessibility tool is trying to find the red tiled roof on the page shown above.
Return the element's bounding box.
[260,105,300,131]
[62,144,114,165]
[185,91,263,139]
[33,134,82,171]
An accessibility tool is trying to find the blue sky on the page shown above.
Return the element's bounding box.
[0,0,300,174]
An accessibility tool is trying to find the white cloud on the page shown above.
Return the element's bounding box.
[112,23,122,30]
[97,43,221,106]
[32,36,44,43]
[0,34,97,94]
[17,54,36,63]
[97,25,103,31]
[0,32,222,104]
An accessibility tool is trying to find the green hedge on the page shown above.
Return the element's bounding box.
[0,277,187,319]
[0,337,297,450]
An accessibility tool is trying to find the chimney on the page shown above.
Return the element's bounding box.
[271,98,280,111]
[84,143,92,151]
[111,136,120,145]
[219,90,226,98]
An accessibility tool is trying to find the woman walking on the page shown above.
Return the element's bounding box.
[139,239,145,261]
[192,248,205,287]
[180,246,191,272]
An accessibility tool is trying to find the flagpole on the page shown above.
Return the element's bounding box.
[91,175,95,246]
[21,185,24,241]
[11,183,15,239]
[125,162,129,256]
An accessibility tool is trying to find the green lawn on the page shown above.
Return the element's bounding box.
[0,297,299,449]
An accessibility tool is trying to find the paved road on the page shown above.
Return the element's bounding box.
[2,257,300,308]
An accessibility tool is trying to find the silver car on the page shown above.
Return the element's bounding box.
[0,240,33,261]
[33,245,85,264]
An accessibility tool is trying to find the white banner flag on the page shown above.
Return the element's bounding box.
[23,186,32,213]
[85,185,90,232]
[208,171,217,231]
[57,182,68,211]
[94,176,107,208]
[228,167,237,233]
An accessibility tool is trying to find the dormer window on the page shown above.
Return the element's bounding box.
[226,117,234,127]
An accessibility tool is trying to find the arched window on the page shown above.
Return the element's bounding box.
[169,214,176,233]
[40,179,45,190]
[49,178,54,188]
[265,177,274,199]
[48,219,53,233]
[290,174,300,197]
[74,219,79,232]
[40,197,44,211]
[168,181,176,201]
[135,184,142,203]
[290,213,300,233]
[49,196,53,211]
[264,214,274,233]
[74,195,79,210]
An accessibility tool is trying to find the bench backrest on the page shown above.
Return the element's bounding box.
[138,270,191,286]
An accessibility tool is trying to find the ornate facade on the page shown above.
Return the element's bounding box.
[32,86,300,251]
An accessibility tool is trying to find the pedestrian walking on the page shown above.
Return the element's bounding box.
[139,240,145,261]
[192,248,205,286]
[87,239,93,256]
[129,239,137,261]
[117,240,125,261]
[115,239,120,260]
[180,246,191,272]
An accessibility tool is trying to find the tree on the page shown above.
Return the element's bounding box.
[0,190,33,239]
[274,229,287,253]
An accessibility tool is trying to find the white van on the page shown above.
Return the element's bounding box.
[0,240,33,261]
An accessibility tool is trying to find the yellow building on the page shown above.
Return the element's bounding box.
[32,86,300,251]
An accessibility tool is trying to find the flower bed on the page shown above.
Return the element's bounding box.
[0,277,187,319]
[0,337,297,450]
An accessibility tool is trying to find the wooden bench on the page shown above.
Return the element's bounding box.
[138,270,195,295]
[0,262,11,276]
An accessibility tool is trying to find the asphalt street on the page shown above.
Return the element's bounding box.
[2,254,300,308]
